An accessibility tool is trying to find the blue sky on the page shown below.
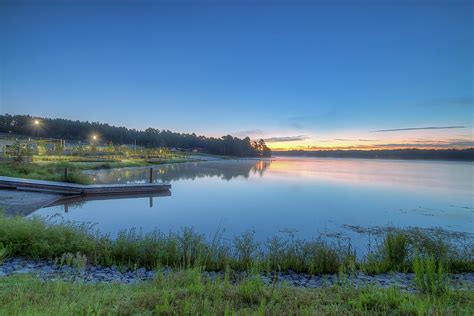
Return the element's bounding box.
[1,0,472,149]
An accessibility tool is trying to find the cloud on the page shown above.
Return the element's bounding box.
[374,140,474,148]
[288,122,304,129]
[372,126,466,132]
[263,135,309,143]
[232,129,264,138]
[284,116,309,129]
[271,137,474,151]
[284,111,336,129]
[334,138,377,142]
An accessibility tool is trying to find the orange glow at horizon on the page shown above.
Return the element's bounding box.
[263,132,473,151]
[266,143,474,151]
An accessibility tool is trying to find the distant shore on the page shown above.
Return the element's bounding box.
[273,148,474,161]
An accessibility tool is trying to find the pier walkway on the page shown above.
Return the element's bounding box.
[0,176,171,196]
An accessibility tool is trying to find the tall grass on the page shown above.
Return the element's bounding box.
[0,242,9,263]
[0,214,472,274]
[363,229,473,274]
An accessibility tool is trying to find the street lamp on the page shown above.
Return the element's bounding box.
[90,134,98,153]
[34,120,40,138]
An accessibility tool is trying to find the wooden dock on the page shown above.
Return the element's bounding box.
[0,176,171,196]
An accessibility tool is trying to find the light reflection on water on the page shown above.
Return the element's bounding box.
[32,158,473,249]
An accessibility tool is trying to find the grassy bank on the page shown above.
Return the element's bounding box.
[0,161,91,184]
[0,270,472,315]
[0,214,472,274]
[0,157,194,184]
[32,155,194,169]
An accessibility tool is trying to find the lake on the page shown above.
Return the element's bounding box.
[32,157,473,250]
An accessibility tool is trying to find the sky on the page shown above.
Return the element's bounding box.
[1,0,473,150]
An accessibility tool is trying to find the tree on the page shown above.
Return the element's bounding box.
[0,114,272,158]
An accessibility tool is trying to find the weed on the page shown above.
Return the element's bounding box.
[413,255,450,296]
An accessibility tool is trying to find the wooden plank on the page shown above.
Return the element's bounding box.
[0,176,171,196]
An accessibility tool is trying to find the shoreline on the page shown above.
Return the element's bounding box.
[2,257,473,291]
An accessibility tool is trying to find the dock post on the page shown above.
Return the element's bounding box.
[64,168,68,179]
[149,168,153,183]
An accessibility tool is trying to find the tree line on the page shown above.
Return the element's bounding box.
[0,114,271,157]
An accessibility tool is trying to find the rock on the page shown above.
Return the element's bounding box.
[94,272,108,279]
[135,268,146,275]
[13,268,32,274]
[1,257,473,289]
[260,276,271,285]
[295,279,306,287]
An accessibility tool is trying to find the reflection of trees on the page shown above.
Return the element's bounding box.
[91,160,272,184]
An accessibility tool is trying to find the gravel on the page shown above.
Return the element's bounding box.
[2,257,473,290]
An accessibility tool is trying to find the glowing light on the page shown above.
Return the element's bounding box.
[34,120,40,125]
[92,135,97,140]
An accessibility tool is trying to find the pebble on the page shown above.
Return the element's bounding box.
[1,258,474,291]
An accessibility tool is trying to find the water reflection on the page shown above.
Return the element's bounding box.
[266,158,473,194]
[32,158,473,249]
[89,159,271,184]
[46,191,172,213]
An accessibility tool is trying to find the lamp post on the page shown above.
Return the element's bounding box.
[34,120,40,138]
[91,134,98,153]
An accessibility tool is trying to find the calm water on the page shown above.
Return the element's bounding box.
[33,158,473,247]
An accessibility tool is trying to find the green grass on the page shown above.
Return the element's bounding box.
[33,156,190,169]
[413,256,450,296]
[363,229,474,274]
[0,215,472,314]
[0,161,91,184]
[0,214,472,275]
[0,157,195,184]
[0,271,472,315]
